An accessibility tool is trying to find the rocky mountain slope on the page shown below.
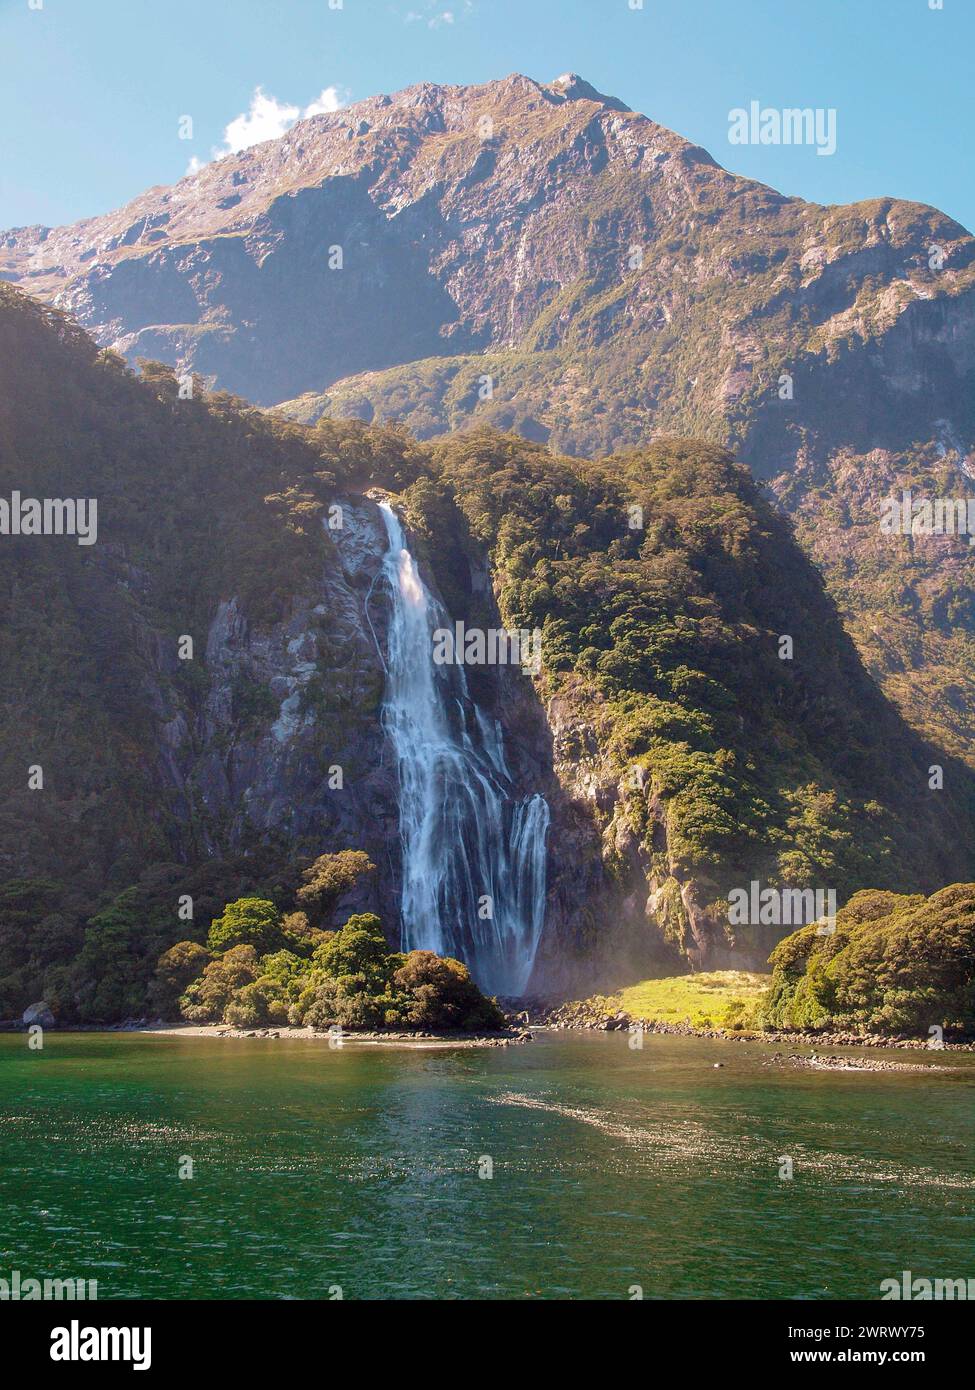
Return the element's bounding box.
[3,72,972,771]
[2,283,973,1015]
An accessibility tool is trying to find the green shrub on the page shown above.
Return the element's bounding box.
[392,951,505,1031]
[312,913,391,983]
[224,982,270,1029]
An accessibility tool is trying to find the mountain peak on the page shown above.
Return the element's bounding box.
[544,72,631,112]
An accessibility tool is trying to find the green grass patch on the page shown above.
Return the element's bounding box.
[617,970,770,1030]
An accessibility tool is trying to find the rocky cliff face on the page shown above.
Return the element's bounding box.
[0,73,659,403]
[173,504,397,915]
[7,71,971,426]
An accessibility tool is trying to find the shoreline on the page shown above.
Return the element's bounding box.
[6,1019,974,1061]
[764,1051,970,1074]
[60,1021,533,1048]
[537,1006,975,1052]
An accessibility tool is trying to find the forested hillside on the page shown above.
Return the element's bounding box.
[1,282,973,1018]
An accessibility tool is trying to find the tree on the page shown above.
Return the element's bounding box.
[73,887,176,1022]
[179,945,260,1022]
[762,884,975,1035]
[207,898,283,954]
[0,878,84,1019]
[295,851,375,928]
[312,913,390,982]
[280,910,315,950]
[150,940,212,1018]
[224,982,271,1029]
[393,951,505,1031]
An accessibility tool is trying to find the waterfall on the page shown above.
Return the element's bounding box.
[377,502,549,996]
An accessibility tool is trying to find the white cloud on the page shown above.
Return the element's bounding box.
[222,87,301,154]
[303,86,345,118]
[405,2,467,27]
[209,84,348,162]
[185,155,205,177]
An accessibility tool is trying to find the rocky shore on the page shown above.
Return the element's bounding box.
[139,1022,534,1047]
[8,998,973,1055]
[1,1010,535,1047]
[532,999,975,1052]
[764,1052,968,1073]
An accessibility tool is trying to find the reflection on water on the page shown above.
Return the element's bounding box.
[1,1031,972,1299]
[490,1090,975,1190]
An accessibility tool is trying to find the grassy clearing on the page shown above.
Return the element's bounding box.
[616,971,770,1030]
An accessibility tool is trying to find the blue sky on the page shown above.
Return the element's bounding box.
[1,0,971,232]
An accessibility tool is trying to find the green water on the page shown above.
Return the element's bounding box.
[1,1031,973,1300]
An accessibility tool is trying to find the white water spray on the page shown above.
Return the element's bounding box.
[377,502,549,996]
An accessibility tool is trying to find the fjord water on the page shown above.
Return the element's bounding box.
[2,1031,973,1300]
[378,502,549,995]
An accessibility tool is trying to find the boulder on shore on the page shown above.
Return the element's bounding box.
[23,1001,55,1029]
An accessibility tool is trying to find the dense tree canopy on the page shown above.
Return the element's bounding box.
[762,884,975,1035]
[175,909,505,1033]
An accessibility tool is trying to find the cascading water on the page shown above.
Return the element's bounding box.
[376,502,550,996]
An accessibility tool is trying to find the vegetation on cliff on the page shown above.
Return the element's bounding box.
[410,429,975,959]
